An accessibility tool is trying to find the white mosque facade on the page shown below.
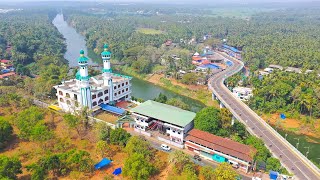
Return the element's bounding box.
[54,44,132,112]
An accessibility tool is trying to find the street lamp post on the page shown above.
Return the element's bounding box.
[304,147,310,158]
[285,133,288,140]
[294,138,300,149]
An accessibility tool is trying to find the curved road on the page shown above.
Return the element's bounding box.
[208,52,320,180]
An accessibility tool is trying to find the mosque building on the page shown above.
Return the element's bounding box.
[54,44,132,113]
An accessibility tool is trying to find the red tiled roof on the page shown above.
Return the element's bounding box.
[192,56,202,61]
[0,72,16,79]
[0,60,11,63]
[201,60,210,65]
[185,129,256,162]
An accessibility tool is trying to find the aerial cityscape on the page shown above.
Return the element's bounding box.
[0,0,320,180]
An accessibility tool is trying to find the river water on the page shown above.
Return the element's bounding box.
[52,14,95,66]
[52,14,320,163]
[51,14,204,112]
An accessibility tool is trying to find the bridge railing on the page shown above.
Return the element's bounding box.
[209,54,320,175]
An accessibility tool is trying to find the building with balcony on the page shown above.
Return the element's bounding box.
[232,87,253,101]
[54,44,132,113]
[185,129,256,173]
[130,100,195,148]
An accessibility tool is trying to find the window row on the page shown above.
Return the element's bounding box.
[58,91,77,100]
[114,88,129,96]
[92,90,109,99]
[114,82,129,90]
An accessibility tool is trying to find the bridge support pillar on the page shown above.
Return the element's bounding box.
[219,102,225,109]
[212,93,217,100]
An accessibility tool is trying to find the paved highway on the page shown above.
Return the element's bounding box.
[208,52,320,180]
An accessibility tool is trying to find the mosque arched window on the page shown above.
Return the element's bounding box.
[98,99,103,104]
[104,90,108,94]
[92,101,97,106]
[60,98,64,102]
[66,93,70,98]
[105,96,109,101]
[59,91,63,96]
[98,92,103,97]
[66,100,71,105]
[92,95,96,99]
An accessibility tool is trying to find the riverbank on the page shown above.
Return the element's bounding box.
[261,113,320,141]
[117,66,219,108]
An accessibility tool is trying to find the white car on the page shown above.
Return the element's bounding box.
[161,144,171,151]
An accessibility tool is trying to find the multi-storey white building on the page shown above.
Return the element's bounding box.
[232,87,253,101]
[54,44,132,112]
[130,100,195,147]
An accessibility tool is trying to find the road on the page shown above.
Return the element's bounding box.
[208,52,320,180]
[128,129,252,180]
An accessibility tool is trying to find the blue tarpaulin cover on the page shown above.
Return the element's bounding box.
[112,168,122,175]
[94,158,111,170]
[280,113,286,119]
[222,44,241,53]
[99,104,125,115]
[269,170,279,180]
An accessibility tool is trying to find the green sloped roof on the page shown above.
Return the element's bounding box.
[130,100,196,127]
[101,51,111,56]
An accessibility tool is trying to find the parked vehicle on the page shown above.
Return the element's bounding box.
[193,155,201,161]
[161,144,171,151]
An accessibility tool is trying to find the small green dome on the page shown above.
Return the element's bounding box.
[101,51,112,56]
[78,49,89,63]
[104,44,109,49]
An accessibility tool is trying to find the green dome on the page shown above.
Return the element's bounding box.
[101,51,111,56]
[78,50,89,63]
[104,44,109,49]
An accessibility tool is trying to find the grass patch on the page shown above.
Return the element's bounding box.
[95,112,119,124]
[136,28,164,35]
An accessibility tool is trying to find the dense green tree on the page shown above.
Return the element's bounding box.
[109,128,131,146]
[200,166,215,180]
[213,162,238,180]
[166,98,190,110]
[245,135,271,162]
[153,93,168,103]
[96,140,110,158]
[266,157,282,172]
[180,73,198,85]
[194,107,221,134]
[168,150,193,174]
[0,156,22,180]
[14,106,52,142]
[0,117,13,149]
[124,136,152,159]
[123,153,155,180]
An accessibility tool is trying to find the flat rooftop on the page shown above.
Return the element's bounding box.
[54,73,130,94]
[130,100,196,127]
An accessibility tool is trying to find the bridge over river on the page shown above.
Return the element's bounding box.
[209,52,320,180]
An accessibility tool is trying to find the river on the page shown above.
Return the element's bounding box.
[52,14,204,112]
[52,14,320,163]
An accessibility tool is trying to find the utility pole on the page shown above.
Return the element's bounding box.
[294,138,300,149]
[304,147,310,158]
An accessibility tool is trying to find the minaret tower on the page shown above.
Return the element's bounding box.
[77,50,92,109]
[100,44,114,104]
